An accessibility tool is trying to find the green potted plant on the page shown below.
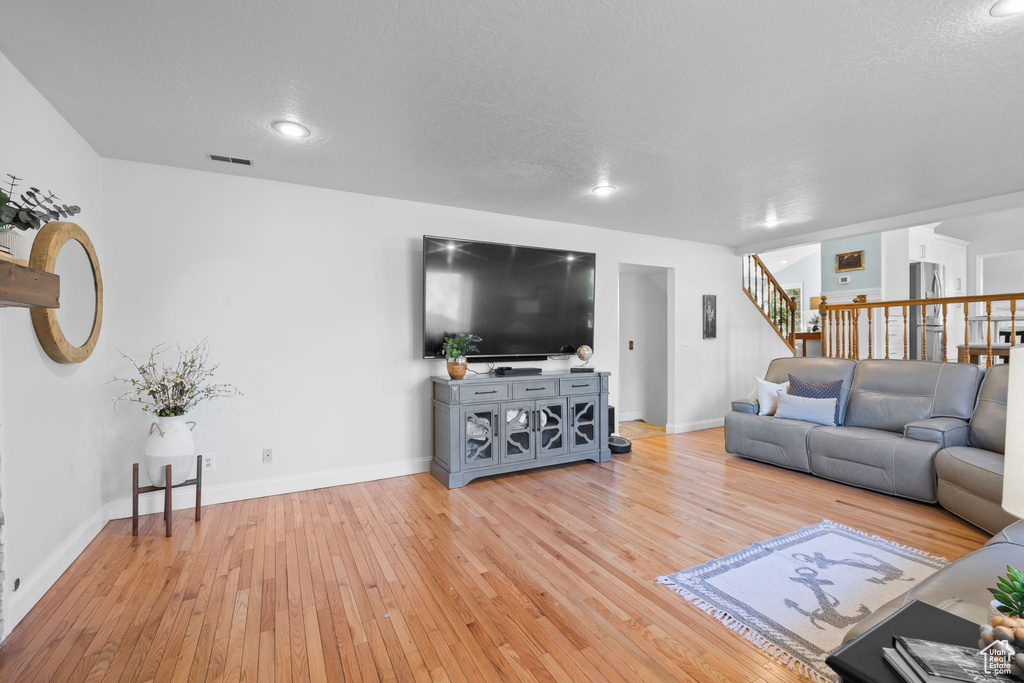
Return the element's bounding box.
[0,174,81,264]
[979,566,1024,669]
[989,566,1024,619]
[441,333,481,379]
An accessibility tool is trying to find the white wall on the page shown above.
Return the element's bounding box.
[773,250,821,329]
[100,159,789,507]
[0,51,108,634]
[617,270,669,426]
[938,207,1024,296]
[980,253,1023,296]
[881,228,912,301]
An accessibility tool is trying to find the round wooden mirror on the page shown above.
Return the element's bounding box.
[29,222,103,364]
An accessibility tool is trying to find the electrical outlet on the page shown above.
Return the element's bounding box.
[262,448,273,464]
[203,453,216,472]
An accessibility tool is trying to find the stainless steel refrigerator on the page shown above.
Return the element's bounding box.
[909,261,945,361]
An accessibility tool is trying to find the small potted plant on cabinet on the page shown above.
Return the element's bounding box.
[441,333,481,380]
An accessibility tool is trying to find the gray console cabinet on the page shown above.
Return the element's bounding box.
[431,371,611,488]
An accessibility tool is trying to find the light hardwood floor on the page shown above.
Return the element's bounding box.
[0,428,988,682]
[616,420,666,441]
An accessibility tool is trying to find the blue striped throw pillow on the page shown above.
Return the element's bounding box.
[788,374,843,425]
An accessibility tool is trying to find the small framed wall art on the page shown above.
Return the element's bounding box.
[835,250,865,273]
[703,294,717,339]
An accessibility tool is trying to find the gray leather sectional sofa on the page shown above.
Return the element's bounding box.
[935,365,1015,534]
[725,357,988,506]
[833,364,1018,649]
[726,357,1022,651]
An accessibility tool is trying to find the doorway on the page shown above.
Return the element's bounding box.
[617,264,671,440]
[978,250,1024,298]
[977,251,1024,350]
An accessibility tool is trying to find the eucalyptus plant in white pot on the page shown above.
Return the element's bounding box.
[0,174,81,264]
[112,340,240,486]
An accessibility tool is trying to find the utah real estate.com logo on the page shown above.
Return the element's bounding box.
[979,640,1013,676]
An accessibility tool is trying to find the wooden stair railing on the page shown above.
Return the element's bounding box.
[742,254,797,352]
[818,292,1024,367]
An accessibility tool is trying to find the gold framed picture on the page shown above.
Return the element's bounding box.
[835,250,865,273]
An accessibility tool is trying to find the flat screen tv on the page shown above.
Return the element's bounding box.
[422,236,595,359]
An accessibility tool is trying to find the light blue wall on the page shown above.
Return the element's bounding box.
[774,252,821,312]
[820,233,882,291]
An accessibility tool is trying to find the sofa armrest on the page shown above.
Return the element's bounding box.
[731,399,759,414]
[985,519,1024,547]
[904,418,970,448]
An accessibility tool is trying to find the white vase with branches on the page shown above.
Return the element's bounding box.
[113,340,240,486]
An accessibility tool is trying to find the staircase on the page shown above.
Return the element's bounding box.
[742,254,797,352]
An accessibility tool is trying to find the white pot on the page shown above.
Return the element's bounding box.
[0,229,32,263]
[144,415,197,487]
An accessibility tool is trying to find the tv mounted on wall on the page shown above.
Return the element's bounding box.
[422,236,596,360]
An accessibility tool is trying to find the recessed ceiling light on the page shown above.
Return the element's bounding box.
[780,259,789,264]
[761,219,782,228]
[271,120,311,138]
[566,255,576,261]
[592,185,616,197]
[991,0,1024,16]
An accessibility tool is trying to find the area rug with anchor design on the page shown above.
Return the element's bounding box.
[656,520,947,682]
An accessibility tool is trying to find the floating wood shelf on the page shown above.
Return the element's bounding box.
[0,260,60,308]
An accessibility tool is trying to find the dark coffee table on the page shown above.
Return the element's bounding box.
[825,600,982,683]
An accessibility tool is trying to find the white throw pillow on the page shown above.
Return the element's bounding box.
[774,393,838,426]
[755,377,790,416]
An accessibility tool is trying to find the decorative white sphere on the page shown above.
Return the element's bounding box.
[576,345,593,362]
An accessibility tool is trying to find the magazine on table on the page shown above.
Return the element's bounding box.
[884,636,1015,683]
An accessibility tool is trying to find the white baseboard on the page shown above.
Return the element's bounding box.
[4,457,433,638]
[7,507,108,636]
[666,418,724,434]
[106,457,434,519]
[618,410,643,422]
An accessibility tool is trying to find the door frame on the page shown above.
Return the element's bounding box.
[616,264,675,432]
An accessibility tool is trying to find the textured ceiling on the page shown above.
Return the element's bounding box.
[2,1,1023,248]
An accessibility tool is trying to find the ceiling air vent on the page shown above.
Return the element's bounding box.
[207,154,253,166]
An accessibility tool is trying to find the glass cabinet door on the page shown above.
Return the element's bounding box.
[569,396,598,453]
[537,398,568,457]
[462,404,498,469]
[502,402,536,463]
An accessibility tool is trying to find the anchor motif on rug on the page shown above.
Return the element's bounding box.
[792,551,911,585]
[784,567,870,630]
